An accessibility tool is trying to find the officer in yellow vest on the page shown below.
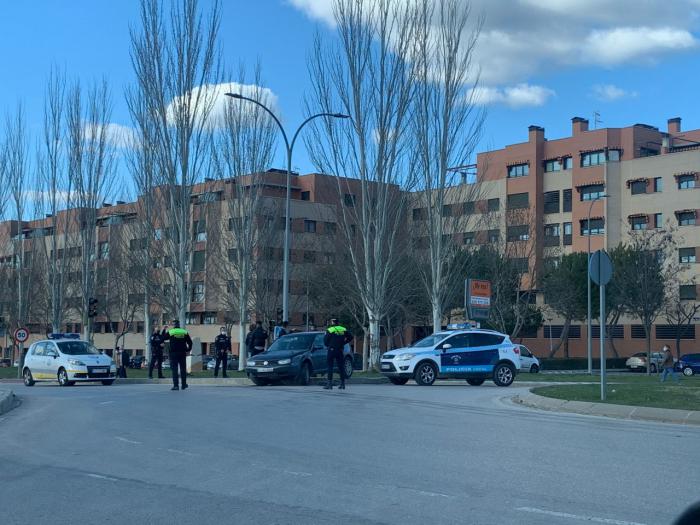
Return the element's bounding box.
[323,318,353,390]
[164,320,193,391]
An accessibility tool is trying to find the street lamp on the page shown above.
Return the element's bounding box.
[224,93,349,324]
[586,193,609,375]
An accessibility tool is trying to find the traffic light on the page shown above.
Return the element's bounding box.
[88,298,98,318]
[276,308,283,324]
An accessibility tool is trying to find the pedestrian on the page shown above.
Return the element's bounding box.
[163,320,193,391]
[245,323,256,360]
[274,320,289,341]
[148,327,166,379]
[118,346,128,378]
[251,321,268,357]
[213,326,231,378]
[323,318,353,390]
[660,345,680,383]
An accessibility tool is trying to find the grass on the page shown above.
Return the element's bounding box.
[516,372,700,384]
[533,380,700,411]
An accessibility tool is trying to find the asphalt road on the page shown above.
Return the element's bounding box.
[0,381,698,525]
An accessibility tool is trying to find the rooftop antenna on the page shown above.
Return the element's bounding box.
[594,111,603,129]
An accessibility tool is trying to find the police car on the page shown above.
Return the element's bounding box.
[380,324,520,387]
[22,333,117,387]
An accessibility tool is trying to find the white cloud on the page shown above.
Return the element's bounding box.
[83,122,137,149]
[287,0,335,26]
[582,26,696,65]
[469,83,555,108]
[592,84,637,102]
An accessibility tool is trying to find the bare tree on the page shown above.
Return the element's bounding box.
[306,0,420,368]
[663,256,700,361]
[129,0,222,327]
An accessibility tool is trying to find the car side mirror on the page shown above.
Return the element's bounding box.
[441,344,452,351]
[48,351,57,358]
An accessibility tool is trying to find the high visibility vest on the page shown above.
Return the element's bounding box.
[168,328,189,339]
[327,325,347,335]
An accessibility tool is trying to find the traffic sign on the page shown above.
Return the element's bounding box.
[589,250,613,286]
[13,327,29,343]
[466,279,491,320]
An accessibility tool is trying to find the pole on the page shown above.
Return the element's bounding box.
[600,282,606,401]
[548,319,553,354]
[587,201,593,375]
[464,279,468,321]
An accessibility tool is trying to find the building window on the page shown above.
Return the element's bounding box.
[680,285,697,301]
[191,282,205,303]
[543,191,559,214]
[191,250,206,272]
[203,312,217,324]
[412,208,426,221]
[580,218,605,235]
[487,198,500,212]
[487,229,500,243]
[678,175,696,190]
[679,248,696,263]
[544,224,560,246]
[607,149,621,161]
[304,220,317,233]
[228,217,242,231]
[463,232,475,245]
[640,147,659,157]
[129,238,146,250]
[511,258,529,273]
[544,159,561,172]
[506,225,529,241]
[186,312,200,325]
[581,150,606,167]
[463,201,475,215]
[630,180,647,195]
[301,191,310,201]
[507,163,529,178]
[98,242,109,260]
[563,222,572,245]
[563,157,573,170]
[325,222,337,234]
[507,192,529,209]
[563,189,572,212]
[653,177,663,192]
[580,184,605,201]
[442,204,452,217]
[193,220,206,242]
[654,213,663,228]
[677,211,696,226]
[344,193,356,207]
[154,228,163,240]
[630,216,647,230]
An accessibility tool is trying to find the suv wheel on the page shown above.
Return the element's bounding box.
[530,364,539,374]
[493,363,515,387]
[683,367,694,377]
[344,356,354,379]
[57,368,74,387]
[389,377,409,385]
[414,362,437,386]
[466,378,485,386]
[23,368,35,387]
[296,363,311,386]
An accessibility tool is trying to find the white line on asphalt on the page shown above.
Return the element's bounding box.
[166,448,197,456]
[409,489,452,499]
[517,507,647,525]
[115,436,142,445]
[282,470,312,477]
[86,473,118,482]
[99,401,114,405]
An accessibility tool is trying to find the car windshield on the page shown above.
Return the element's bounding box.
[265,333,316,353]
[412,333,449,348]
[57,341,101,355]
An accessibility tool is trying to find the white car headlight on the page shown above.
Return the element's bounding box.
[278,359,291,365]
[246,360,256,367]
[68,359,86,366]
[396,354,415,361]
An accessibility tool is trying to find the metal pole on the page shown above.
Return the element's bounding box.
[464,279,468,321]
[587,200,593,375]
[548,319,553,354]
[600,283,606,401]
[281,145,293,323]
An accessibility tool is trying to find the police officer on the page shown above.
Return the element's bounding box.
[213,326,231,378]
[250,321,268,357]
[148,327,166,379]
[164,320,192,391]
[323,318,353,390]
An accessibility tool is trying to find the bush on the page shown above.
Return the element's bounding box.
[540,358,628,371]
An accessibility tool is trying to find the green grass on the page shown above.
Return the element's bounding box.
[533,381,700,411]
[0,367,20,380]
[516,372,700,384]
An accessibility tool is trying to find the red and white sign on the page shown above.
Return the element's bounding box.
[469,280,491,308]
[13,327,29,343]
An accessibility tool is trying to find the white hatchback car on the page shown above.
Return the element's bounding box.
[516,345,541,373]
[22,334,117,387]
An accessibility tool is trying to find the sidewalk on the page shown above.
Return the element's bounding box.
[514,389,700,426]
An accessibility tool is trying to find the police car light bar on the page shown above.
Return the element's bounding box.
[47,333,81,340]
[446,322,480,330]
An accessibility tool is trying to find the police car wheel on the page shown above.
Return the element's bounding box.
[466,378,484,386]
[344,356,353,379]
[389,377,409,385]
[57,368,74,387]
[296,363,311,386]
[530,364,539,374]
[23,368,35,387]
[414,362,437,386]
[493,363,515,387]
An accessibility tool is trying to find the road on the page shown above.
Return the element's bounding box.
[0,381,697,525]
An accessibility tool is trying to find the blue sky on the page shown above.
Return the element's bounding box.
[2,0,700,192]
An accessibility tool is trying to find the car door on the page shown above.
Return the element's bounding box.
[464,333,503,373]
[311,333,327,373]
[438,333,472,374]
[26,343,44,379]
[518,346,533,370]
[45,342,61,379]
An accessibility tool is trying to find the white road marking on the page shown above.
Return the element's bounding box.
[166,448,197,456]
[86,473,118,482]
[99,401,114,405]
[115,436,142,445]
[282,470,312,477]
[408,489,452,499]
[517,506,647,525]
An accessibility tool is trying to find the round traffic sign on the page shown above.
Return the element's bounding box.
[13,327,29,343]
[589,250,613,286]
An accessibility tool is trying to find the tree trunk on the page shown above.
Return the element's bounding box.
[237,282,248,371]
[645,324,652,376]
[675,337,682,362]
[548,319,570,358]
[369,316,381,371]
[362,329,369,372]
[432,301,441,334]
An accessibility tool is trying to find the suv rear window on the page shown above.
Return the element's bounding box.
[470,333,505,347]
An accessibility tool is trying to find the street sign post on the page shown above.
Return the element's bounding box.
[13,327,29,343]
[465,279,491,321]
[589,250,613,401]
[13,327,30,379]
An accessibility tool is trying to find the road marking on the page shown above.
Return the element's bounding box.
[517,507,647,525]
[115,436,142,445]
[166,448,197,456]
[282,470,312,477]
[86,473,118,482]
[99,401,114,405]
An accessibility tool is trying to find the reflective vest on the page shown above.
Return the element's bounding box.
[168,328,189,339]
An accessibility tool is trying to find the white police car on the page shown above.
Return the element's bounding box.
[380,325,520,387]
[22,334,117,387]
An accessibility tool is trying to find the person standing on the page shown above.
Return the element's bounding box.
[118,346,128,378]
[660,345,680,383]
[148,327,166,379]
[273,321,289,341]
[213,327,231,378]
[323,318,353,390]
[251,321,268,357]
[164,320,192,391]
[245,323,256,360]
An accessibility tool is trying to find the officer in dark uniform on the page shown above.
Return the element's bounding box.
[148,326,166,379]
[164,320,193,391]
[323,318,353,390]
[250,321,268,357]
[213,327,231,378]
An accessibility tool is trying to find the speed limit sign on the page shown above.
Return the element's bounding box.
[13,327,29,343]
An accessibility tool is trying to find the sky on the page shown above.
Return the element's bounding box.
[2,0,700,202]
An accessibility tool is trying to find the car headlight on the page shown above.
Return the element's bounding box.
[277,359,291,365]
[396,354,415,361]
[68,359,86,366]
[246,360,256,367]
[110,364,117,370]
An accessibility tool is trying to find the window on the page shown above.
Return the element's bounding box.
[228,217,242,231]
[630,216,647,230]
[325,222,337,234]
[563,157,573,170]
[581,150,605,167]
[580,184,605,201]
[680,285,697,300]
[543,191,559,214]
[630,180,647,195]
[580,218,605,235]
[199,191,221,203]
[678,174,696,189]
[544,159,561,172]
[543,257,561,271]
[631,325,646,339]
[344,193,356,207]
[507,225,529,241]
[655,325,696,340]
[442,204,452,217]
[463,232,475,245]
[511,258,529,273]
[412,208,427,221]
[154,228,163,240]
[463,201,475,215]
[640,147,659,157]
[203,312,217,325]
[98,242,109,260]
[591,325,624,339]
[186,312,200,325]
[563,189,572,212]
[487,198,500,212]
[607,149,621,161]
[677,211,696,226]
[679,248,696,263]
[227,280,238,294]
[191,282,205,303]
[563,222,572,245]
[654,213,663,229]
[442,333,471,349]
[130,238,146,250]
[469,333,505,347]
[304,220,317,233]
[507,192,529,209]
[191,250,205,272]
[544,224,560,246]
[193,220,206,242]
[487,229,500,243]
[301,191,310,201]
[653,177,663,192]
[507,163,529,178]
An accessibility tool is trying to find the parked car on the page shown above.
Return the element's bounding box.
[516,345,540,373]
[128,356,144,369]
[246,331,354,386]
[679,353,700,376]
[625,352,664,373]
[206,355,240,371]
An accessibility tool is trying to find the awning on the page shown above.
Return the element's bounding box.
[628,214,648,222]
[626,177,649,187]
[673,172,699,180]
[506,160,530,167]
[675,209,697,216]
[576,181,605,190]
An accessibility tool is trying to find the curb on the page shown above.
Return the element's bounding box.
[514,390,700,426]
[110,376,389,386]
[0,389,19,416]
